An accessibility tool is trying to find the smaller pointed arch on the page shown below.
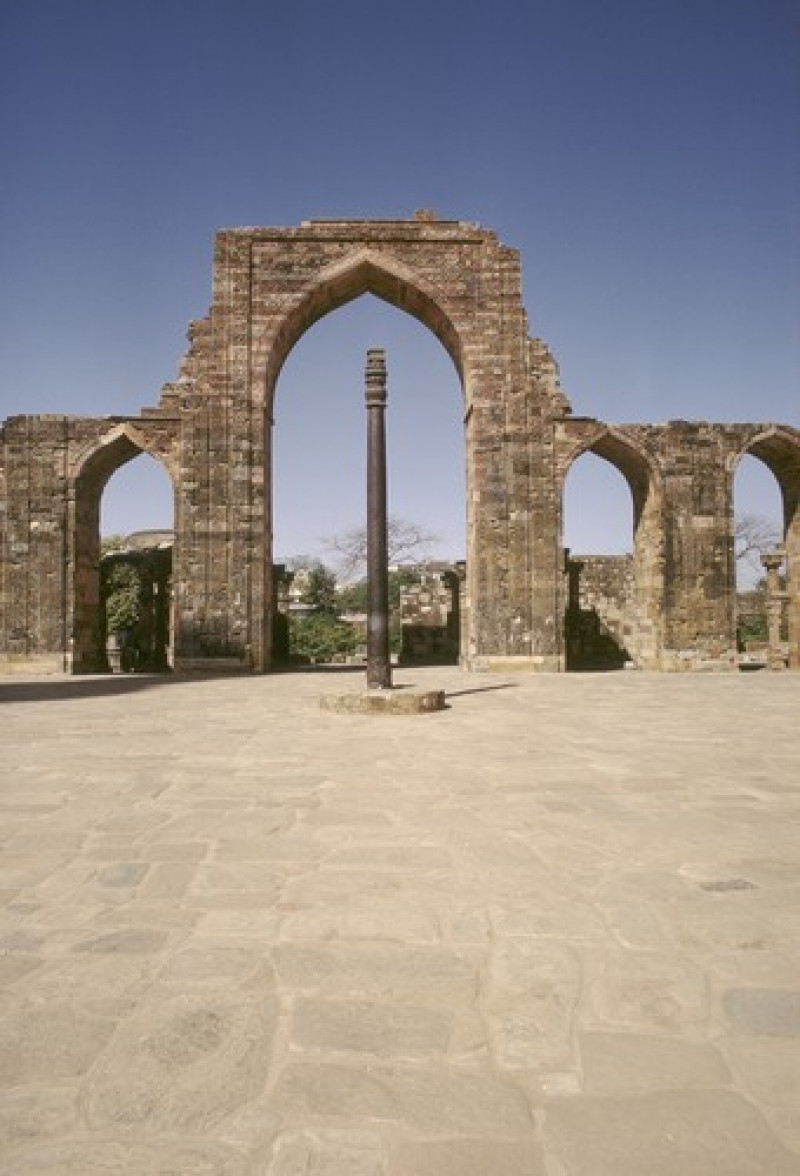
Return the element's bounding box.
[561,424,664,670]
[73,421,177,489]
[731,426,800,538]
[563,425,662,530]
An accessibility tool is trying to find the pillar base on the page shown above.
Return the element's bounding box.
[320,687,446,715]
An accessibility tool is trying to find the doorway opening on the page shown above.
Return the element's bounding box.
[733,450,790,665]
[562,435,662,670]
[74,440,174,672]
[271,293,465,668]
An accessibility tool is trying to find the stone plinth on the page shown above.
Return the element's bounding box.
[320,688,446,715]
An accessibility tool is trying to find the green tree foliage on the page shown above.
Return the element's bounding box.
[103,562,142,633]
[737,611,768,644]
[336,567,419,614]
[335,578,368,613]
[288,614,358,662]
[300,562,337,615]
[736,570,789,649]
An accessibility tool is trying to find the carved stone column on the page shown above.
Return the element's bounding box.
[761,548,787,671]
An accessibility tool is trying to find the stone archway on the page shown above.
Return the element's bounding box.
[731,428,800,669]
[71,424,176,672]
[559,426,664,669]
[170,218,558,672]
[258,254,469,672]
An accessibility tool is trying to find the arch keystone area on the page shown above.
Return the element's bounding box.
[265,246,467,395]
[1,217,798,674]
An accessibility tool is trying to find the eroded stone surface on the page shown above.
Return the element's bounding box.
[723,988,800,1037]
[578,1030,731,1093]
[272,942,479,1006]
[0,1002,116,1085]
[273,1062,534,1135]
[320,689,446,714]
[585,948,708,1034]
[85,993,278,1132]
[267,1129,388,1175]
[4,1139,244,1175]
[542,1089,800,1175]
[0,1087,79,1154]
[486,940,581,1070]
[290,998,451,1061]
[387,1137,547,1175]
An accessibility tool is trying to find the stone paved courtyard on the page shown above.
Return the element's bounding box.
[1,667,799,1174]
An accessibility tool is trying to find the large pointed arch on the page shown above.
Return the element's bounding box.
[253,247,474,671]
[261,249,468,413]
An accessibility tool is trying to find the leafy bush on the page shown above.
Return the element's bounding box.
[104,563,143,634]
[300,563,338,615]
[288,614,358,662]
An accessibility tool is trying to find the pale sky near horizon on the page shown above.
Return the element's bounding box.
[1,0,798,582]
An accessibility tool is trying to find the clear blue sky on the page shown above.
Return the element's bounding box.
[1,0,798,575]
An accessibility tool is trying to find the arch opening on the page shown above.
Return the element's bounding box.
[733,434,800,669]
[562,434,663,670]
[73,439,175,673]
[266,254,467,405]
[269,292,465,669]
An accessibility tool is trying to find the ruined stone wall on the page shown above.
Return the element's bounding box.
[0,413,179,673]
[555,418,800,671]
[1,217,798,674]
[0,416,71,672]
[565,555,635,668]
[399,572,459,664]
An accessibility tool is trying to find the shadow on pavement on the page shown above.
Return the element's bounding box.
[445,682,518,699]
[0,674,188,705]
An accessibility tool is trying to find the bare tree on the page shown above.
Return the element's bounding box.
[735,513,782,573]
[324,517,441,581]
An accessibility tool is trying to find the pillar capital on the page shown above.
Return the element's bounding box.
[761,548,786,574]
[365,348,387,409]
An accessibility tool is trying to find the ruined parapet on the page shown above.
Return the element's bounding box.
[528,337,572,416]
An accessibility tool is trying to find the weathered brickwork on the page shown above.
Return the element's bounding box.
[400,571,460,665]
[1,216,798,673]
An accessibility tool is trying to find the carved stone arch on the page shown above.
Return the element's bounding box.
[261,247,469,412]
